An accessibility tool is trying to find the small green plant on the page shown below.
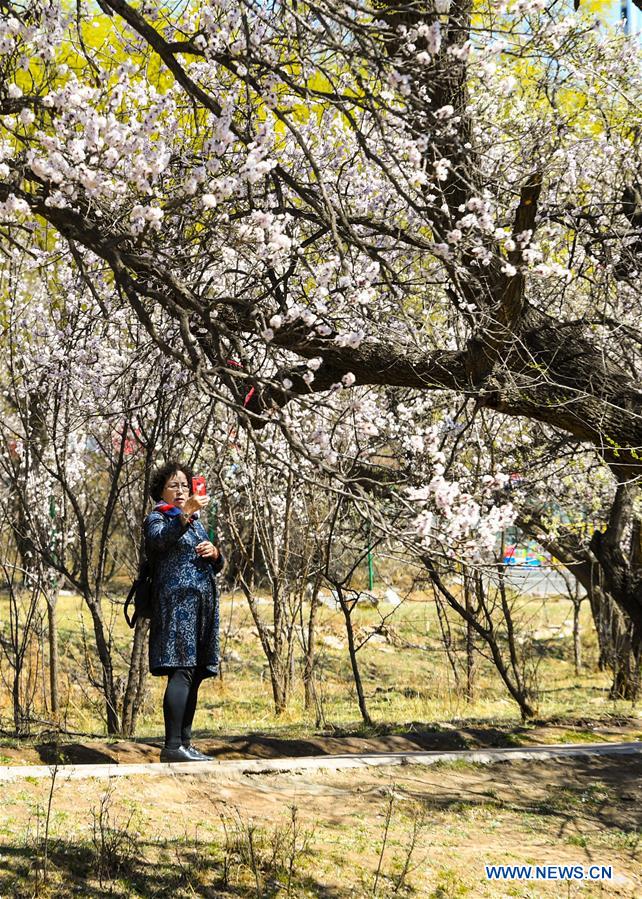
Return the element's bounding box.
[173,827,208,894]
[567,834,588,848]
[429,867,471,898]
[371,788,429,897]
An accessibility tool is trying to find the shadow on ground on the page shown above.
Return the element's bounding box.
[0,714,640,766]
[402,754,642,835]
[0,836,345,899]
[1,752,640,897]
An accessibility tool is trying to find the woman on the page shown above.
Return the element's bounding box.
[144,461,223,762]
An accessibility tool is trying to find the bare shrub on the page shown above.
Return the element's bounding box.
[90,783,138,887]
[218,802,315,897]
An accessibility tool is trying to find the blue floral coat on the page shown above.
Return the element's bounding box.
[144,510,224,677]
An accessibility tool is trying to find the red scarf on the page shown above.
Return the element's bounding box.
[154,502,199,521]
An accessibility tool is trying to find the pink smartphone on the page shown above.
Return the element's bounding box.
[192,475,207,497]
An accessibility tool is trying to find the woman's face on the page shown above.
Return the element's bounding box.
[161,470,190,508]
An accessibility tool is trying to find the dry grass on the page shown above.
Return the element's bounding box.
[0,582,639,744]
[1,753,640,897]
[1,583,641,897]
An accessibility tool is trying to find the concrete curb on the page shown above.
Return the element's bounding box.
[1,741,640,783]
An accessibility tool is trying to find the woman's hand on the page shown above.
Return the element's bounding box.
[182,493,211,516]
[195,540,219,560]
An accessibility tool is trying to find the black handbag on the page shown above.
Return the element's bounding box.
[124,558,155,628]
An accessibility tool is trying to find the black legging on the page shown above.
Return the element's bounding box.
[163,667,207,749]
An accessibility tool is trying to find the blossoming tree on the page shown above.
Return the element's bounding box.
[1,0,640,699]
[0,249,218,733]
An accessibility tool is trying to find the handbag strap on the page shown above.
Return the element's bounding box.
[124,579,138,629]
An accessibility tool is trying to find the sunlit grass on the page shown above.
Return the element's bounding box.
[0,583,639,744]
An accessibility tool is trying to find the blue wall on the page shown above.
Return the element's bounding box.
[622,0,642,34]
[601,1,642,32]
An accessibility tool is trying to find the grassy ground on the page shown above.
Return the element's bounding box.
[1,583,638,742]
[0,754,640,897]
[1,583,641,897]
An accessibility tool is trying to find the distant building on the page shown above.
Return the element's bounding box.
[618,0,642,34]
[596,0,641,32]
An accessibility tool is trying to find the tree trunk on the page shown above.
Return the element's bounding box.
[590,498,642,644]
[587,587,612,672]
[303,580,321,712]
[336,587,372,726]
[572,598,582,677]
[465,574,476,702]
[433,588,461,691]
[425,557,536,720]
[269,656,289,716]
[579,585,642,700]
[608,626,642,701]
[12,666,23,735]
[46,589,59,716]
[121,618,150,737]
[517,509,642,702]
[83,592,120,734]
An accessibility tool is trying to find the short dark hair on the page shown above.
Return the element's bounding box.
[149,460,194,503]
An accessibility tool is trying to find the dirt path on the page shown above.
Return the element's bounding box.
[1,718,641,767]
[1,739,641,782]
[1,749,641,897]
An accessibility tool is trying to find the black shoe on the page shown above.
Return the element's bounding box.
[160,745,196,763]
[182,744,214,761]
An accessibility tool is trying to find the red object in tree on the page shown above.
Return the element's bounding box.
[112,424,142,456]
[226,359,256,408]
